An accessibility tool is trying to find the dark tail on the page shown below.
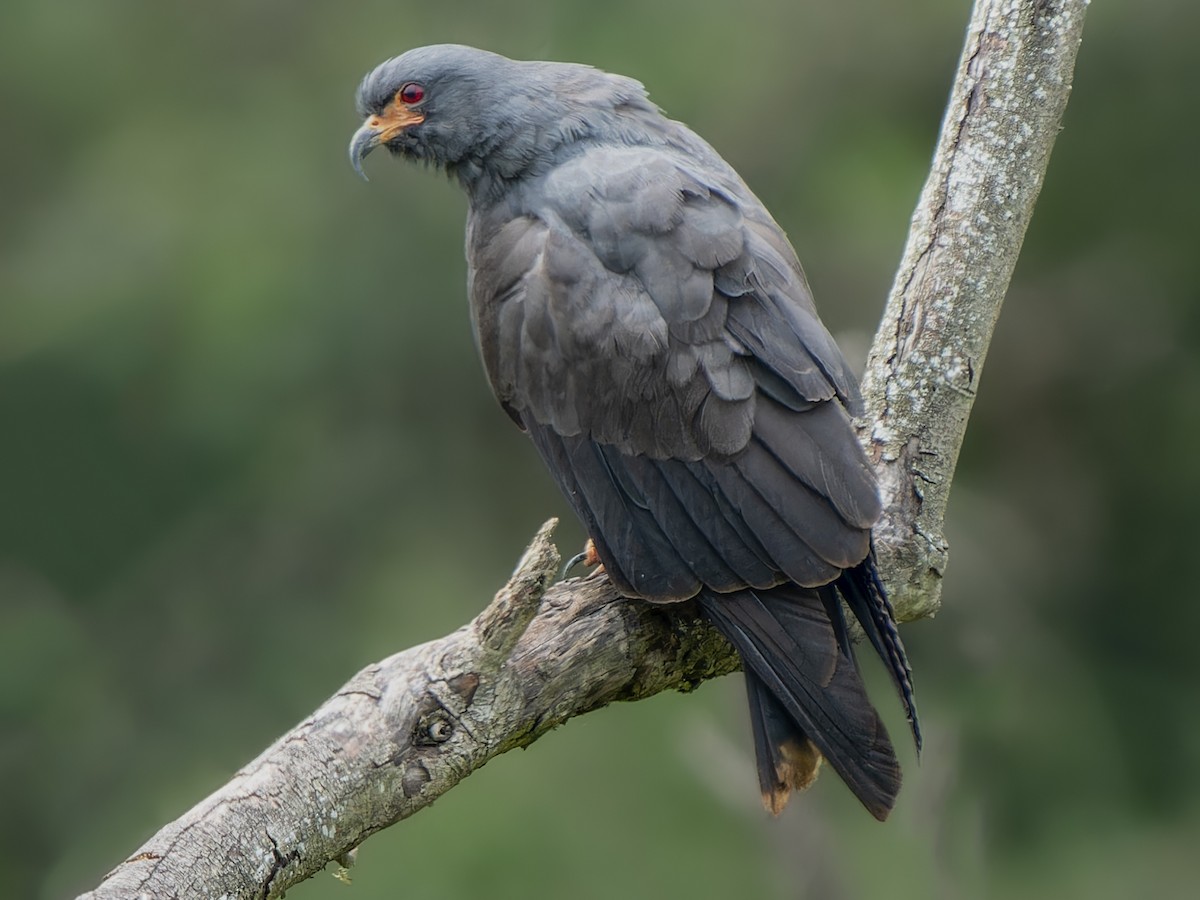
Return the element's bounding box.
[698,560,918,820]
[834,548,922,752]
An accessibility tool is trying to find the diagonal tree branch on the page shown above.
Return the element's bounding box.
[80,523,741,899]
[860,0,1088,620]
[79,2,1088,897]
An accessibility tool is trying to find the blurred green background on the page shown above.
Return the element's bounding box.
[2,1,1197,897]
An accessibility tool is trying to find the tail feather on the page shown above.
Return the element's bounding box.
[744,669,823,814]
[835,550,922,752]
[699,586,901,820]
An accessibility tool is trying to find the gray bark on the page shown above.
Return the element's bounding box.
[80,524,738,899]
[859,0,1088,620]
[79,1,1088,897]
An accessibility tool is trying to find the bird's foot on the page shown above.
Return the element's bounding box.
[562,538,605,579]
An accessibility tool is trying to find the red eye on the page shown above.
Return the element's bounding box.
[398,82,425,105]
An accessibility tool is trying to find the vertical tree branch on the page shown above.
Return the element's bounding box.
[860,0,1089,622]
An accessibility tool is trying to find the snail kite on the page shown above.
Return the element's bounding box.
[349,44,920,819]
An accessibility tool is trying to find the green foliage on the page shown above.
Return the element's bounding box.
[2,2,1197,897]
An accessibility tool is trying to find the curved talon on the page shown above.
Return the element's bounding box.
[562,538,604,578]
[562,550,589,577]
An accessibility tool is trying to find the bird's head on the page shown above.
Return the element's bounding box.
[349,44,657,190]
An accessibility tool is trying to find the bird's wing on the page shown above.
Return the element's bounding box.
[468,146,880,600]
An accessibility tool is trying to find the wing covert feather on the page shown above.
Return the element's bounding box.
[467,143,880,600]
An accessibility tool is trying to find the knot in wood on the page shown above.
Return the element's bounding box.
[414,709,455,746]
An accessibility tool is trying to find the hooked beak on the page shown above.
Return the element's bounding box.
[349,121,381,180]
[348,104,425,181]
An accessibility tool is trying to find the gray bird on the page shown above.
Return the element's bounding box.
[349,44,919,819]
